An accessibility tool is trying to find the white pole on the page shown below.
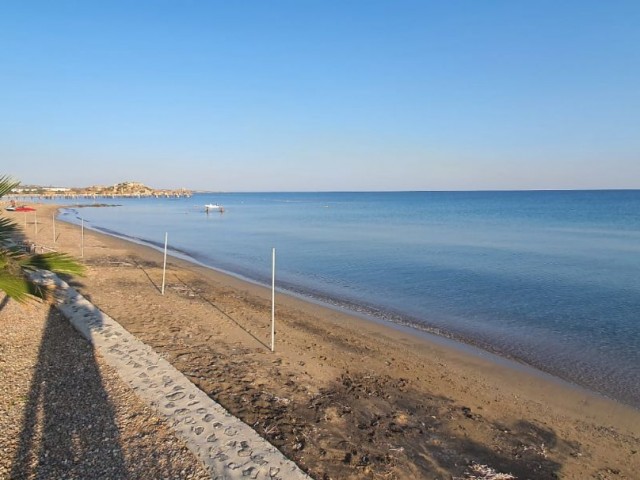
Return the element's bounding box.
[34,211,38,237]
[271,247,276,352]
[52,213,56,244]
[81,218,84,258]
[161,232,168,295]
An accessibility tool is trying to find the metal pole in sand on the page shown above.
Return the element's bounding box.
[81,217,84,258]
[271,247,276,352]
[161,232,168,295]
[52,213,56,244]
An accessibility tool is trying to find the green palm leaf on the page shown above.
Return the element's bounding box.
[21,252,86,276]
[0,175,20,198]
[0,270,32,302]
[1,174,84,303]
[0,218,20,243]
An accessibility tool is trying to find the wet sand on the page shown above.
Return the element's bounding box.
[10,203,640,479]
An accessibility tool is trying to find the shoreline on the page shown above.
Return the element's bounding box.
[11,203,640,478]
[61,205,636,410]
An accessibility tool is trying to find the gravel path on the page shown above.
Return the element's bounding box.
[0,294,211,480]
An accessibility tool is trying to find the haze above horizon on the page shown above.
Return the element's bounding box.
[2,1,639,192]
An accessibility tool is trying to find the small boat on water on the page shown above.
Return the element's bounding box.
[204,203,224,213]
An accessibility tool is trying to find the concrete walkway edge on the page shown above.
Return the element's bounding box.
[34,271,310,480]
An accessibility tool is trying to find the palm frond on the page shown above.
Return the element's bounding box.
[20,252,86,276]
[0,216,21,243]
[0,247,26,273]
[0,175,84,303]
[0,270,32,302]
[0,265,56,303]
[1,245,28,261]
[0,175,20,198]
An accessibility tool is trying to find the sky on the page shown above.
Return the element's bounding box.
[1,1,639,191]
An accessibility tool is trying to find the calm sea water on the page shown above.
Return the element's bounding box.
[55,191,640,407]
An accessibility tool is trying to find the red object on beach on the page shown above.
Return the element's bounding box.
[14,206,36,212]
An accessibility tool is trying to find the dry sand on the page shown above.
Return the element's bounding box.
[4,203,640,479]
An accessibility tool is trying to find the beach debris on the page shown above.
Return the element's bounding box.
[453,462,517,480]
[108,261,134,267]
[458,463,516,480]
[461,406,482,420]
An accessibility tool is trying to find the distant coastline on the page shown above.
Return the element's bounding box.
[8,181,192,200]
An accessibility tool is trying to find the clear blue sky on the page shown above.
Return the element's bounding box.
[1,1,639,191]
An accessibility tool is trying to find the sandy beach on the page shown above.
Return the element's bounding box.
[4,203,640,479]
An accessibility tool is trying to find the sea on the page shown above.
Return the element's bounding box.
[51,190,640,408]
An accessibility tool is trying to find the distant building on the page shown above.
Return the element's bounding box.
[9,186,71,193]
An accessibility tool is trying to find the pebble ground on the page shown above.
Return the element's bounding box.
[0,295,211,480]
